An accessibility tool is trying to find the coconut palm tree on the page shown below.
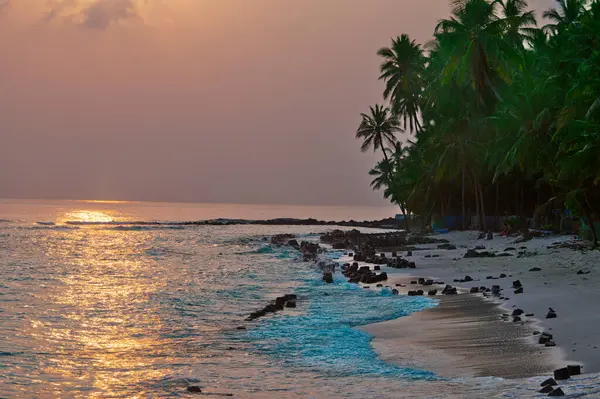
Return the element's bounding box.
[356,104,402,161]
[543,0,587,34]
[495,0,537,46]
[377,35,426,133]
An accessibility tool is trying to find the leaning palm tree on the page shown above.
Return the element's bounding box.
[435,0,508,102]
[369,158,395,191]
[356,104,402,161]
[377,34,426,133]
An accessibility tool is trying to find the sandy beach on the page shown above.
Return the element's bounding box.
[353,231,600,381]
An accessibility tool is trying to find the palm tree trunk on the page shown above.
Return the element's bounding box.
[474,181,480,231]
[381,147,389,162]
[462,167,466,230]
[495,181,499,232]
[478,181,487,232]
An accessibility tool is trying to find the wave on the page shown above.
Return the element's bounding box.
[246,275,438,379]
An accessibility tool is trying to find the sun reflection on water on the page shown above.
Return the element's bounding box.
[30,214,172,397]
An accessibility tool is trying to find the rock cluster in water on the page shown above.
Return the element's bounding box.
[246,294,298,321]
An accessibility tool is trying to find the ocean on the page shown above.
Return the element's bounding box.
[0,199,584,398]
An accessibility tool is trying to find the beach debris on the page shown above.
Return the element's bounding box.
[541,378,558,387]
[546,308,557,319]
[187,386,202,393]
[428,289,438,296]
[567,364,581,375]
[464,249,496,258]
[438,243,457,250]
[577,269,590,275]
[529,267,542,272]
[548,387,565,396]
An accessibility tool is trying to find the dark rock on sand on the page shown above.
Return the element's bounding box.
[442,285,458,295]
[529,267,542,272]
[512,309,524,316]
[548,387,565,396]
[514,287,524,294]
[464,249,496,258]
[512,280,522,289]
[408,290,424,296]
[567,364,582,375]
[410,281,417,284]
[376,284,383,288]
[545,340,556,347]
[428,289,438,296]
[374,265,381,270]
[470,287,479,293]
[288,239,300,248]
[554,367,570,380]
[418,278,425,285]
[492,285,501,295]
[546,309,557,319]
[577,269,591,275]
[541,378,558,387]
[464,275,473,282]
[407,250,412,256]
[539,385,555,394]
[504,247,516,251]
[513,316,522,322]
[187,386,202,393]
[499,273,507,278]
[526,313,534,317]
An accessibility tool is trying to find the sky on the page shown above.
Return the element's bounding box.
[0,0,554,206]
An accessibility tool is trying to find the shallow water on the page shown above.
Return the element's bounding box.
[1,200,599,398]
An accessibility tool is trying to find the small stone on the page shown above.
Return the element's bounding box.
[236,326,247,330]
[512,309,524,316]
[529,267,542,272]
[187,386,202,393]
[514,287,524,294]
[499,273,507,278]
[525,313,534,317]
[513,316,522,322]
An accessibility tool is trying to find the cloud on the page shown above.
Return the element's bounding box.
[44,0,142,29]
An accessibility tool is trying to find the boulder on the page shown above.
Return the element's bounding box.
[323,272,334,284]
[332,242,346,249]
[374,265,381,271]
[285,301,297,308]
[548,387,565,396]
[288,239,300,248]
[553,367,570,380]
[539,385,554,394]
[513,316,522,322]
[376,284,383,288]
[567,364,581,376]
[486,232,493,240]
[539,335,552,345]
[526,313,534,317]
[540,378,557,387]
[577,269,590,275]
[423,279,434,286]
[410,281,417,284]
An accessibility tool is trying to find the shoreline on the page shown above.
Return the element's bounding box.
[333,230,600,381]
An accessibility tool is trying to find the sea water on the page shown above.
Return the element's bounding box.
[1,199,599,398]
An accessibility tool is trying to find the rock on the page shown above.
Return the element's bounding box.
[567,364,581,375]
[407,290,420,296]
[514,287,524,294]
[513,316,522,322]
[512,309,524,316]
[486,232,493,240]
[539,385,554,394]
[512,280,522,288]
[533,331,541,335]
[499,273,507,278]
[288,239,300,248]
[529,267,542,272]
[428,289,438,296]
[470,287,479,293]
[374,265,381,271]
[577,269,590,275]
[464,275,473,282]
[392,289,399,295]
[418,278,425,285]
[540,378,557,387]
[410,281,417,284]
[332,242,346,249]
[548,387,565,396]
[553,367,570,380]
[486,276,493,280]
[475,245,486,250]
[187,386,202,393]
[465,249,496,258]
[504,247,516,251]
[442,285,457,295]
[376,284,383,288]
[391,251,397,257]
[236,326,247,330]
[545,340,556,347]
[546,310,557,319]
[285,301,297,308]
[425,255,431,258]
[539,335,552,345]
[322,272,334,284]
[491,285,501,295]
[453,279,461,282]
[407,251,412,257]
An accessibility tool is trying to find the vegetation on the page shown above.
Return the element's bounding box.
[356,0,600,245]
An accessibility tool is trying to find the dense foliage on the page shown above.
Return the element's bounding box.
[356,0,600,244]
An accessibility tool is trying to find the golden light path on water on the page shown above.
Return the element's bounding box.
[31,209,170,398]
